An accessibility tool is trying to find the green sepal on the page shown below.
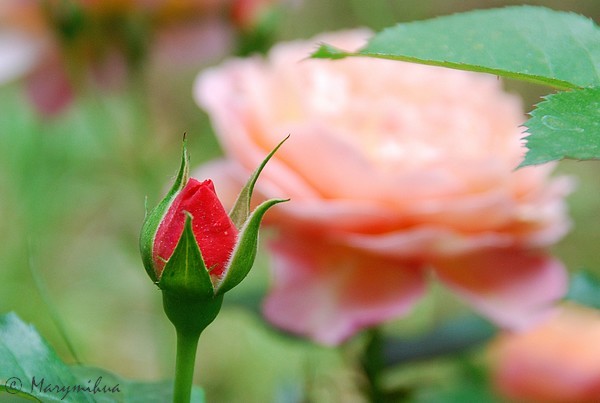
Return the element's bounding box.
[140,138,190,282]
[216,198,289,295]
[158,214,214,299]
[162,291,224,338]
[229,135,289,229]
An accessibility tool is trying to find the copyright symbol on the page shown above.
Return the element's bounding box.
[4,377,22,394]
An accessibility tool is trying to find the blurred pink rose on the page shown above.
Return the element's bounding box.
[491,304,600,402]
[0,0,281,115]
[193,30,573,345]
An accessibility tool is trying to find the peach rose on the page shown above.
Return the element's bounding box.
[193,30,573,345]
[490,304,600,402]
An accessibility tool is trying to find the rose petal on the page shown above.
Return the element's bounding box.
[195,64,322,201]
[263,234,426,345]
[193,159,249,210]
[432,249,567,329]
[338,226,514,259]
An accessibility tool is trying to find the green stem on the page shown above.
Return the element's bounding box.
[361,328,386,402]
[161,291,223,402]
[173,331,200,403]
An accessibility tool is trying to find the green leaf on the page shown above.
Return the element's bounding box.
[311,43,349,60]
[158,215,214,298]
[312,6,600,89]
[217,198,288,294]
[140,137,190,283]
[520,86,600,166]
[565,271,600,310]
[229,135,289,229]
[0,312,92,402]
[0,313,205,402]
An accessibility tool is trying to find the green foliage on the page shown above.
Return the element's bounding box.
[0,313,204,402]
[313,6,600,89]
[382,315,496,365]
[0,313,92,402]
[409,354,500,403]
[412,382,501,403]
[312,6,600,166]
[521,87,600,166]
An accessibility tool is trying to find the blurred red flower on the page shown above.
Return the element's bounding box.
[0,0,280,115]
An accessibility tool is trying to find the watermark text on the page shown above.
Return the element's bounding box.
[4,375,121,400]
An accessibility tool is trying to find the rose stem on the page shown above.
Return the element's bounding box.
[173,331,200,403]
[361,328,387,402]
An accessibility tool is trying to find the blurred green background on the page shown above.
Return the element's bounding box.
[1,1,599,402]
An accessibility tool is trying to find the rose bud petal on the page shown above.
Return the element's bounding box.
[140,137,288,297]
[153,178,238,281]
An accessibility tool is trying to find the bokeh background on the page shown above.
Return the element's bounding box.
[1,1,599,401]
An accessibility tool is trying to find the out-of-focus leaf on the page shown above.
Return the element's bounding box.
[520,87,600,166]
[410,358,500,403]
[412,383,501,403]
[0,313,204,402]
[312,6,600,89]
[383,315,496,366]
[566,271,600,310]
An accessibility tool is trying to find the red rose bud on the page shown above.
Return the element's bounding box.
[139,137,288,403]
[153,178,238,281]
[140,136,289,305]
